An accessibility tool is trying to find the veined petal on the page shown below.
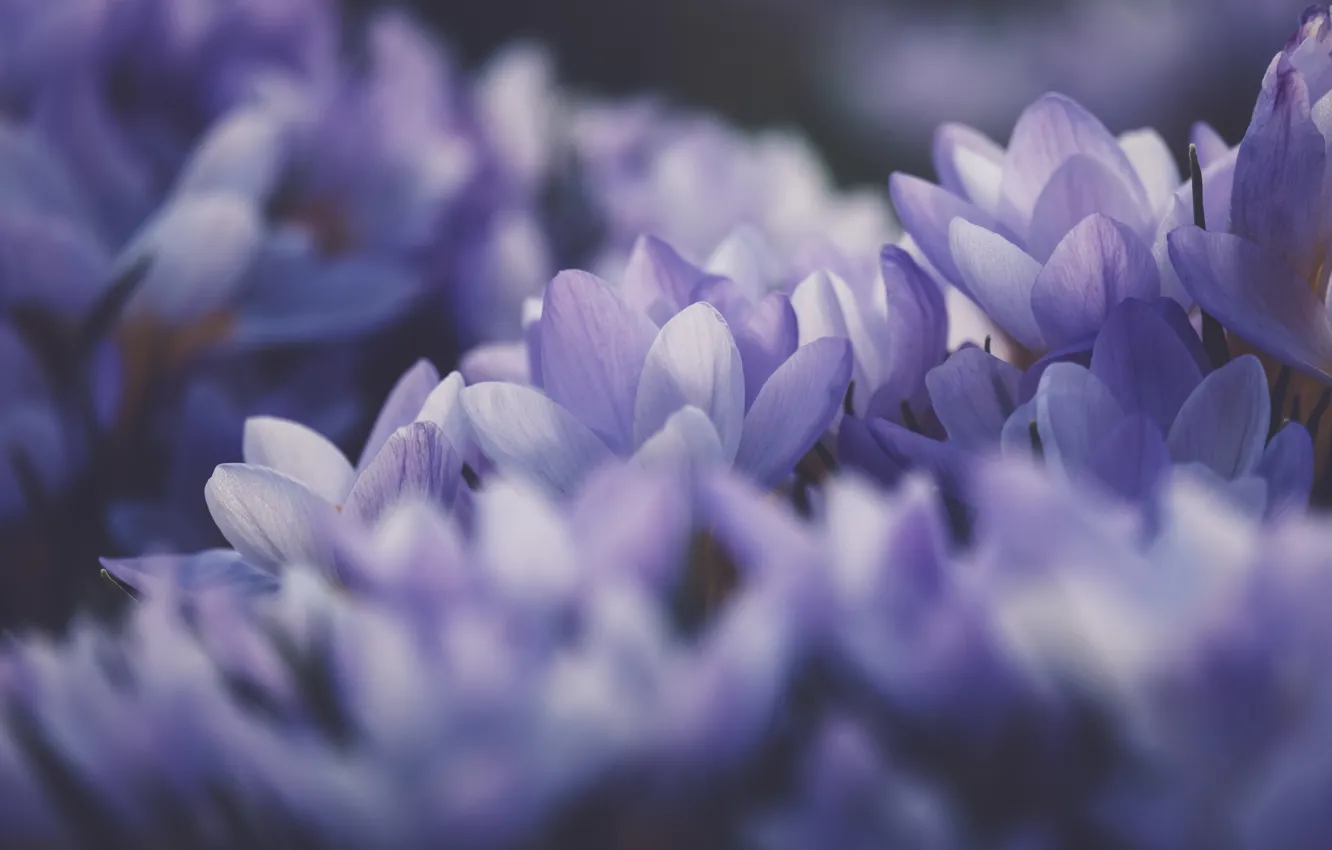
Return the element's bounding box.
[343,422,461,526]
[790,270,850,346]
[735,338,851,488]
[540,270,658,453]
[1169,227,1332,378]
[462,382,613,496]
[357,359,441,472]
[622,234,722,316]
[633,302,746,460]
[1026,155,1152,263]
[875,245,949,408]
[926,347,1022,450]
[1091,299,1203,432]
[733,292,798,409]
[889,172,995,294]
[949,219,1045,350]
[1167,355,1271,480]
[242,417,355,504]
[204,464,339,571]
[998,93,1147,238]
[1232,54,1328,283]
[1031,215,1159,349]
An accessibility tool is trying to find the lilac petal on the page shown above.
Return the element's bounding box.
[357,359,441,472]
[242,417,355,504]
[120,194,262,323]
[1144,296,1212,377]
[1091,299,1203,432]
[889,172,995,293]
[632,406,728,472]
[461,382,613,496]
[100,550,278,598]
[540,270,658,453]
[172,107,288,202]
[633,303,746,460]
[415,371,469,457]
[459,342,530,385]
[1166,355,1270,479]
[866,420,969,489]
[1232,54,1328,283]
[791,270,850,345]
[1169,228,1332,378]
[694,276,756,329]
[230,257,420,347]
[343,422,461,526]
[1031,215,1160,348]
[204,464,340,571]
[925,347,1022,450]
[622,234,722,316]
[705,226,781,300]
[1084,414,1170,501]
[1257,422,1315,518]
[948,219,1045,351]
[1118,129,1181,213]
[1026,155,1152,263]
[877,246,949,407]
[735,338,851,488]
[932,122,1004,212]
[1016,344,1094,404]
[998,93,1147,237]
[1190,122,1230,169]
[733,292,798,408]
[1034,363,1125,478]
[837,415,906,486]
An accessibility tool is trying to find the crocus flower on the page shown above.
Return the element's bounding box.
[462,268,851,495]
[103,360,467,587]
[891,92,1184,354]
[1169,6,1332,381]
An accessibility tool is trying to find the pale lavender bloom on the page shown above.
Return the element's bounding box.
[462,268,851,495]
[892,93,1184,354]
[103,360,467,587]
[791,245,948,421]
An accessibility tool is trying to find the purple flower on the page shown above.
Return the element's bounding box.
[791,245,948,421]
[462,267,851,495]
[103,360,467,588]
[1169,8,1332,380]
[892,93,1183,353]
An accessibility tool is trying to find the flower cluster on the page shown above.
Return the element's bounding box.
[4,0,1332,845]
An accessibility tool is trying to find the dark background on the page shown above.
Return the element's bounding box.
[353,0,1314,186]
